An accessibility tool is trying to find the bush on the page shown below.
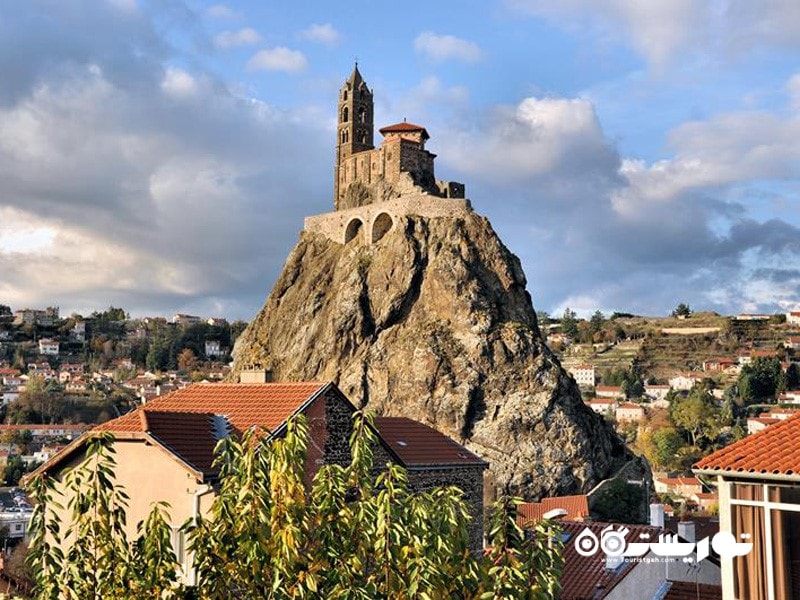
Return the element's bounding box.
[27,414,563,598]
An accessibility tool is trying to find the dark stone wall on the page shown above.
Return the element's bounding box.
[305,387,486,552]
[407,465,486,553]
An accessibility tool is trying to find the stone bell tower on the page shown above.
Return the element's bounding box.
[334,63,374,208]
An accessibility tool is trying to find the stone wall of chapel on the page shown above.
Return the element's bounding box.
[304,194,473,244]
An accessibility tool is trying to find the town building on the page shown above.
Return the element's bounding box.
[615,402,645,423]
[785,311,800,325]
[172,314,202,326]
[204,340,222,358]
[37,339,59,356]
[586,398,618,415]
[31,382,488,583]
[654,476,704,498]
[595,385,625,399]
[516,494,589,527]
[694,414,800,599]
[668,372,705,391]
[569,364,595,387]
[558,510,720,600]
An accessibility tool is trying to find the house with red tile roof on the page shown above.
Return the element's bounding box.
[516,494,589,526]
[654,476,703,498]
[747,416,779,435]
[30,381,488,583]
[586,398,618,415]
[569,364,596,387]
[615,402,645,423]
[596,385,625,399]
[787,311,800,326]
[694,412,800,599]
[559,516,720,599]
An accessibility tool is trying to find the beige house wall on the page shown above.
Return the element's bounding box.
[48,438,212,583]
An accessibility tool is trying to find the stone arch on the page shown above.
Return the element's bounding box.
[344,218,364,244]
[358,106,366,123]
[342,106,349,122]
[371,212,393,243]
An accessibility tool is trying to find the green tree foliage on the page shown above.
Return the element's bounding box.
[588,310,605,336]
[737,357,784,403]
[604,366,644,398]
[28,415,563,599]
[4,455,26,486]
[592,479,644,524]
[669,384,721,447]
[560,308,578,338]
[785,363,800,392]
[651,428,683,469]
[671,303,692,318]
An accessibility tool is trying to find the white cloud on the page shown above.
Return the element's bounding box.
[161,67,199,98]
[214,28,262,48]
[442,96,614,181]
[297,23,341,46]
[508,0,702,69]
[206,4,240,20]
[508,0,800,69]
[0,4,331,318]
[413,32,483,64]
[247,47,308,73]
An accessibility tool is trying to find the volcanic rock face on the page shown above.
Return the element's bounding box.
[233,211,635,499]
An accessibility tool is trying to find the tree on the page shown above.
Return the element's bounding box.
[560,308,578,338]
[177,348,197,373]
[592,479,645,523]
[589,310,605,336]
[28,414,563,598]
[671,303,692,318]
[670,384,721,447]
[738,357,783,403]
[651,428,683,469]
[4,455,25,486]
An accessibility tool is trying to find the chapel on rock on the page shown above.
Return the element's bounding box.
[304,65,470,245]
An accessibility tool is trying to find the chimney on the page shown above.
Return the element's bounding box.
[678,520,696,543]
[606,554,624,571]
[650,503,665,529]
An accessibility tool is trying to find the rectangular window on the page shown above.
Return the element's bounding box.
[731,482,800,600]
[170,526,186,567]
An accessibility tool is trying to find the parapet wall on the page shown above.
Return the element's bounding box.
[304,193,472,245]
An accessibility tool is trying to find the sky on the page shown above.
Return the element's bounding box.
[1,0,799,320]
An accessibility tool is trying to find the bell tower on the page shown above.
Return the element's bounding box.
[334,63,374,207]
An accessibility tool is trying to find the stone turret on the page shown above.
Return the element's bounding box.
[334,64,374,207]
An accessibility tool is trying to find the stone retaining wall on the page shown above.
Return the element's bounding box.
[304,194,472,244]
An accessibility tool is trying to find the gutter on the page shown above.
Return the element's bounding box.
[693,468,800,484]
[187,483,214,587]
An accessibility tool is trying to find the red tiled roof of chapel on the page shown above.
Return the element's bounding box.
[379,121,429,138]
